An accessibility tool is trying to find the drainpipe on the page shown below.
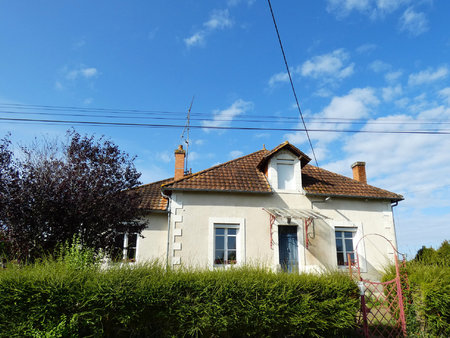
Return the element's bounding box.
[161,189,172,269]
[391,200,400,255]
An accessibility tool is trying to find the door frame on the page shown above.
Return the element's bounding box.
[274,223,304,272]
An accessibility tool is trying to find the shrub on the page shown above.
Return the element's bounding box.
[0,262,359,337]
[383,242,450,337]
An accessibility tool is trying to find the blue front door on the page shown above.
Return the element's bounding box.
[278,226,299,272]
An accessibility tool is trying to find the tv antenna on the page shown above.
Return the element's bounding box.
[180,96,194,174]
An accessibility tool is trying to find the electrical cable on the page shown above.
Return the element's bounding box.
[267,0,320,167]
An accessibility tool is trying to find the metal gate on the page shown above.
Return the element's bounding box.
[352,234,410,337]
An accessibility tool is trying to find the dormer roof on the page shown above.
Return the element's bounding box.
[257,141,311,170]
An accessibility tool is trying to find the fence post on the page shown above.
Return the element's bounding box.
[358,281,369,338]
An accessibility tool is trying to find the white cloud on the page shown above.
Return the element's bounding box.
[322,87,379,119]
[300,49,354,80]
[202,99,253,131]
[285,87,379,145]
[204,9,232,30]
[326,0,372,18]
[356,43,377,54]
[229,150,244,158]
[408,66,449,86]
[54,81,64,91]
[327,0,412,18]
[193,139,205,145]
[157,151,172,163]
[438,87,450,105]
[227,0,255,6]
[369,60,391,73]
[65,66,98,80]
[83,97,93,105]
[399,7,428,36]
[184,32,206,47]
[385,70,403,82]
[184,9,233,48]
[268,71,289,87]
[382,85,403,101]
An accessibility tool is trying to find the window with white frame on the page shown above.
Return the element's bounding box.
[214,227,238,265]
[277,158,295,190]
[112,232,138,261]
[209,218,245,268]
[335,228,356,266]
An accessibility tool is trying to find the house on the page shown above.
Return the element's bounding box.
[127,141,403,280]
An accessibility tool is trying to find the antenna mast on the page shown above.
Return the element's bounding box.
[180,96,194,174]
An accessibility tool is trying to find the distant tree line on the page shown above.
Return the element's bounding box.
[0,130,144,261]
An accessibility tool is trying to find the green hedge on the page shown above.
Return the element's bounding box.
[384,262,450,337]
[0,261,359,337]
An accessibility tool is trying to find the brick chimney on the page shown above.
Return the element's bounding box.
[174,145,186,181]
[351,161,367,184]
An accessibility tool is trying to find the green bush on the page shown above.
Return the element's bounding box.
[383,241,450,337]
[0,261,359,337]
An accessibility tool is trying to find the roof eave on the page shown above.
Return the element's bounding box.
[305,192,404,202]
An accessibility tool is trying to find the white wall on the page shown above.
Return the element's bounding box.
[145,190,398,280]
[137,213,168,264]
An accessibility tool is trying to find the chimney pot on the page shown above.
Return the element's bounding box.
[351,161,367,184]
[174,145,186,180]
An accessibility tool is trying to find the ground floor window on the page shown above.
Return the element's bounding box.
[112,232,138,262]
[335,229,355,266]
[214,227,237,265]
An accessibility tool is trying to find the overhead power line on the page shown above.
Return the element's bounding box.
[267,0,319,167]
[2,116,450,135]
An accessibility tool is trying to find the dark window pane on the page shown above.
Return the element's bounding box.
[215,228,225,235]
[350,253,355,261]
[114,233,124,248]
[215,235,224,250]
[127,248,136,261]
[336,238,343,251]
[335,231,342,238]
[215,250,224,265]
[337,253,344,266]
[345,239,354,251]
[228,250,237,264]
[228,228,237,235]
[228,236,236,250]
[128,233,137,248]
[344,231,353,238]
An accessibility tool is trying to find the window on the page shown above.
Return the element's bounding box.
[335,230,355,266]
[214,227,237,265]
[277,159,295,190]
[112,232,138,261]
[209,218,245,268]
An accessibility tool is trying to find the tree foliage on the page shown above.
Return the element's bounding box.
[414,240,450,266]
[0,131,143,260]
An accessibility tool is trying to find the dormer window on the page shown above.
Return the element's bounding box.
[277,159,295,190]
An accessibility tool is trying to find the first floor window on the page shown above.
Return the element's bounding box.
[112,232,138,261]
[214,227,237,265]
[335,229,355,266]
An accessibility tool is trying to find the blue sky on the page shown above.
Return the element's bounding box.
[1,0,449,256]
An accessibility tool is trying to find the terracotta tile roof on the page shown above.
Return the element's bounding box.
[162,150,272,193]
[132,178,173,211]
[134,143,403,209]
[257,141,311,169]
[302,165,403,201]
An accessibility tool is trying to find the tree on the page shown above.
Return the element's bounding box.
[0,130,144,260]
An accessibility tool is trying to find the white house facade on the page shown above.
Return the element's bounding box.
[129,142,403,280]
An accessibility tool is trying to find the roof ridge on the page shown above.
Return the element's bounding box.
[162,149,268,188]
[132,177,173,190]
[304,164,403,198]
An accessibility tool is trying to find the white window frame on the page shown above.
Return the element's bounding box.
[335,228,356,267]
[208,217,245,268]
[330,220,367,272]
[267,151,303,193]
[277,159,295,190]
[114,232,139,262]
